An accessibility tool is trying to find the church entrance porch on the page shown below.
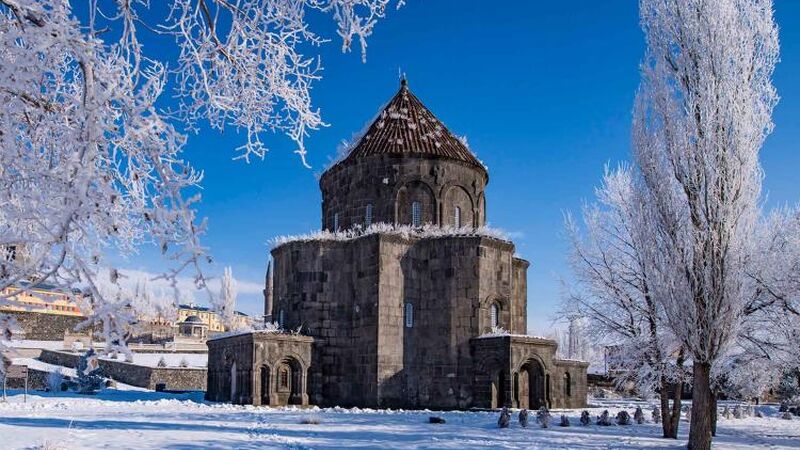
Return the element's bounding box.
[471,334,588,410]
[206,332,313,407]
[518,358,548,409]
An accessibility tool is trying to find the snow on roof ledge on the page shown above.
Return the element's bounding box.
[475,327,552,341]
[271,223,512,249]
[207,323,284,341]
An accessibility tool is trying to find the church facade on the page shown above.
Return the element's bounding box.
[206,80,587,410]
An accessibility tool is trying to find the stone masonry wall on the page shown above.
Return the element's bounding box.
[206,332,313,406]
[320,154,488,230]
[271,236,381,407]
[38,350,207,391]
[375,235,525,409]
[5,311,87,340]
[271,233,531,410]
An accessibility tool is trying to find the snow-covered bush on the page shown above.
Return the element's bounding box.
[559,415,570,427]
[75,349,105,394]
[300,416,322,425]
[34,440,70,450]
[518,409,529,428]
[179,357,189,368]
[777,371,800,403]
[580,410,591,426]
[157,357,168,368]
[616,410,631,425]
[46,368,65,392]
[781,412,793,420]
[733,405,743,419]
[722,406,732,419]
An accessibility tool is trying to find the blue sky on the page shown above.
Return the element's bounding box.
[117,1,800,334]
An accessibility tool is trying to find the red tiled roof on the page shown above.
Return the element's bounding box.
[337,80,486,171]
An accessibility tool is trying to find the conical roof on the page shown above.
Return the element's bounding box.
[334,80,486,172]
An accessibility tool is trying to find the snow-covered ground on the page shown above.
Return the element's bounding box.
[103,352,207,368]
[0,391,797,450]
[3,339,208,368]
[2,340,67,351]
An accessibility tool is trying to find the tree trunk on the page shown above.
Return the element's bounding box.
[710,394,717,437]
[660,377,673,438]
[659,376,682,439]
[670,381,682,439]
[688,362,713,450]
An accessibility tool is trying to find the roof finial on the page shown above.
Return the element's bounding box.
[398,67,407,88]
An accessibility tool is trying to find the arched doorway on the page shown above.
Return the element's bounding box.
[260,365,271,406]
[276,357,304,406]
[229,361,237,402]
[520,359,546,410]
[490,369,506,409]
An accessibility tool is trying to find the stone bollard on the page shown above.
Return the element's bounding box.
[652,407,661,424]
[597,410,612,426]
[518,409,529,428]
[536,407,551,428]
[634,406,645,424]
[498,407,511,428]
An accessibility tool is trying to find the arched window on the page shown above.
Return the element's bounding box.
[411,202,422,227]
[333,213,340,231]
[404,302,414,328]
[365,204,373,227]
[490,303,500,328]
[564,372,572,397]
[279,367,290,390]
[454,206,461,228]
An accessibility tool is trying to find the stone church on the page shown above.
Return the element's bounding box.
[206,80,587,410]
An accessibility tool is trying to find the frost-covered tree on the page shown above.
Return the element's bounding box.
[633,1,780,448]
[214,266,238,329]
[562,165,685,438]
[76,348,105,394]
[0,0,400,360]
[718,207,800,400]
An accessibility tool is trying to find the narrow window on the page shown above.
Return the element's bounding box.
[404,302,414,328]
[564,372,572,397]
[280,368,289,389]
[365,204,373,227]
[411,202,422,227]
[333,213,340,231]
[490,303,499,328]
[278,309,285,328]
[454,206,461,228]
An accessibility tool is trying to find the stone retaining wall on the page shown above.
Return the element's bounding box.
[1,367,51,390]
[5,311,87,340]
[39,350,206,391]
